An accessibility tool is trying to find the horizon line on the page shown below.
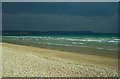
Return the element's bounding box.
[2,30,119,34]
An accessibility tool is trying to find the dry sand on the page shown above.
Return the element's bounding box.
[2,43,118,77]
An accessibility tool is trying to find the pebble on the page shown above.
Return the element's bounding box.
[2,45,118,77]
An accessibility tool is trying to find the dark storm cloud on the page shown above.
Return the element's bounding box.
[2,2,118,33]
[3,2,118,16]
[3,13,118,33]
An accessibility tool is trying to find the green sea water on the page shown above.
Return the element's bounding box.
[2,34,119,58]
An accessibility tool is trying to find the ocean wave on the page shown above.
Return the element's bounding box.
[3,36,118,42]
[3,36,118,51]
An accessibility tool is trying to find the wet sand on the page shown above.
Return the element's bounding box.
[2,38,118,58]
[2,43,118,77]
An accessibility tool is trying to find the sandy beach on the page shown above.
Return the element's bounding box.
[2,43,118,77]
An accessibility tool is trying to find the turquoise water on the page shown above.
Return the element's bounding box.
[3,34,119,51]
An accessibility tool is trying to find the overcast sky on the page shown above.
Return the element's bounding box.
[2,2,118,33]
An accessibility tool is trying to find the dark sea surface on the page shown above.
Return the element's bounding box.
[2,33,119,58]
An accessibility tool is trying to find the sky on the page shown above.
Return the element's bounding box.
[2,2,118,33]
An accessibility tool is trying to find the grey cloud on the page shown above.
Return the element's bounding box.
[3,13,118,33]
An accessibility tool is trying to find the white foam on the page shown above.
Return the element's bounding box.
[97,48,104,50]
[107,49,116,50]
[114,39,120,41]
[108,41,118,43]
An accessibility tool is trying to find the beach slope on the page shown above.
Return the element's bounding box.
[2,43,118,77]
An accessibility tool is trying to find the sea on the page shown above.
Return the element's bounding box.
[2,32,119,58]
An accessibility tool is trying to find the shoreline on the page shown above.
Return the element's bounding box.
[2,42,118,77]
[2,39,118,58]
